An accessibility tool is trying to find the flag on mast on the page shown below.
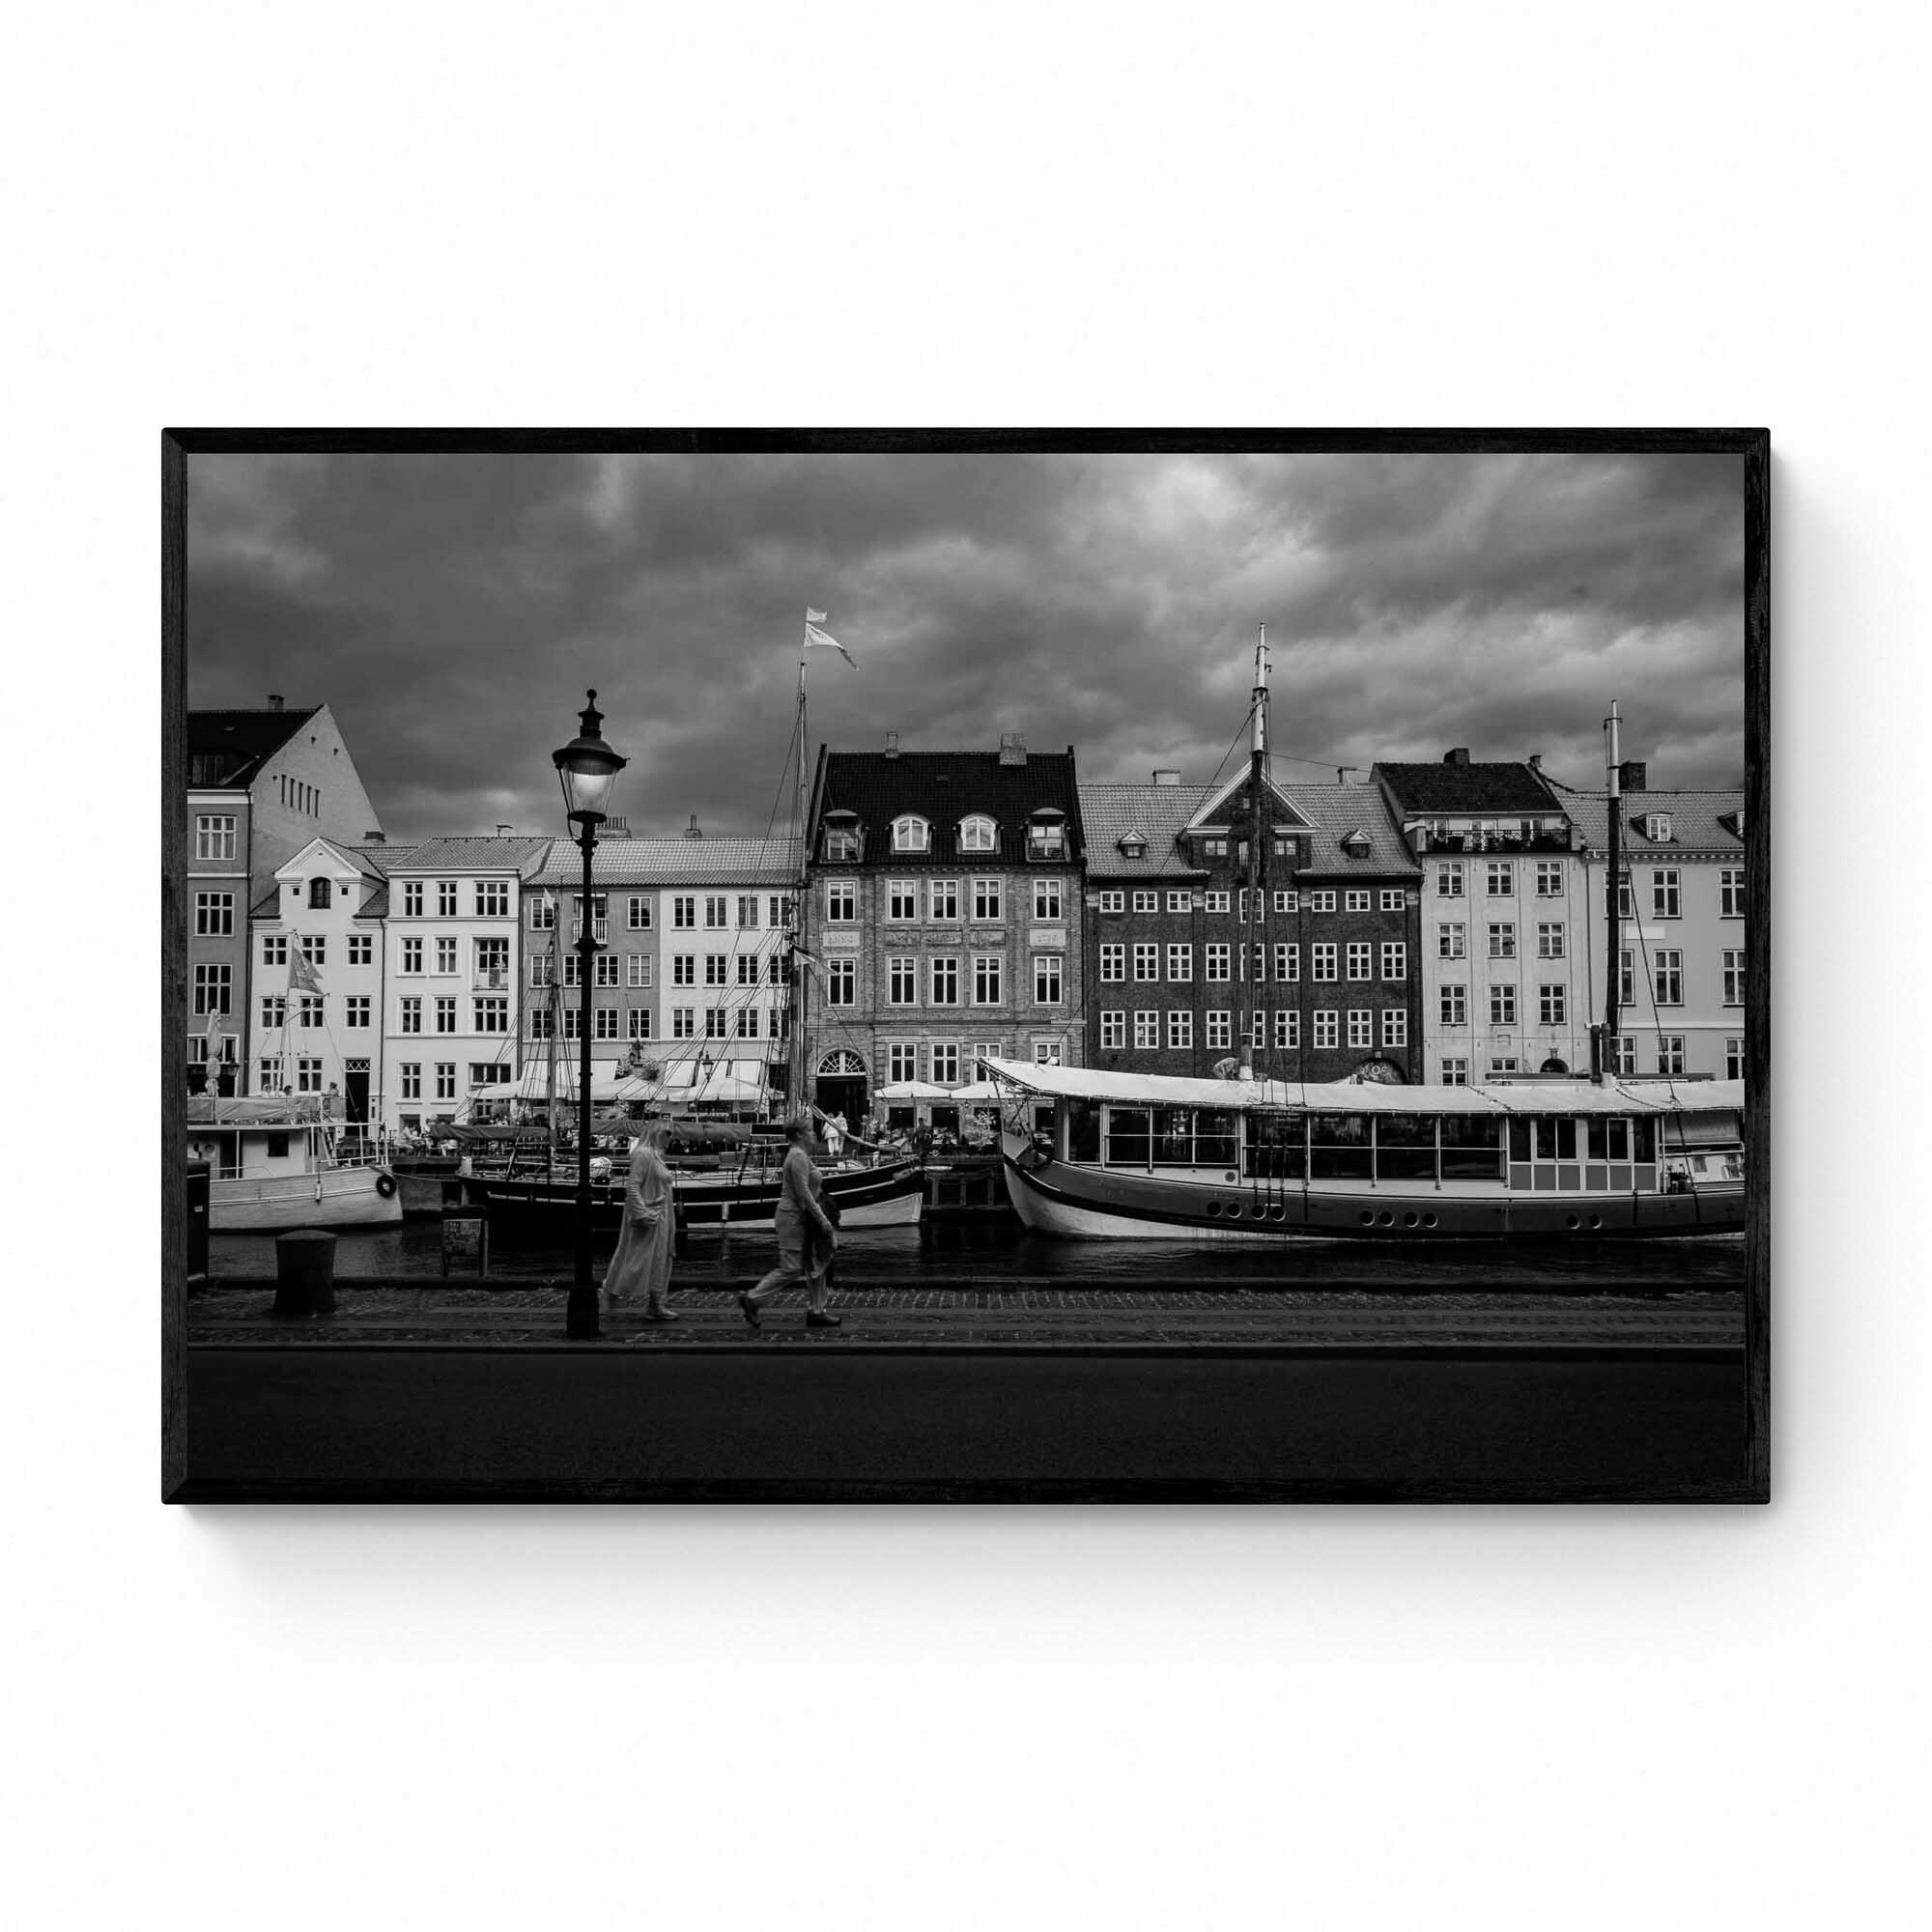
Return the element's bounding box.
[288,938,323,995]
[804,610,856,668]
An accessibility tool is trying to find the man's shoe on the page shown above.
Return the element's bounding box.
[805,1310,842,1329]
[737,1293,761,1330]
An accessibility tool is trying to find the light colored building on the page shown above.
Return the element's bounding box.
[378,836,551,1133]
[185,699,382,1094]
[1373,753,1591,1085]
[522,834,799,1111]
[246,837,393,1122]
[1553,772,1747,1082]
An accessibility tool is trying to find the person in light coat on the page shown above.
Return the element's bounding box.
[739,1116,840,1329]
[601,1122,678,1322]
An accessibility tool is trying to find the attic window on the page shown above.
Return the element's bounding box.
[1340,830,1373,858]
[892,814,930,853]
[821,810,861,863]
[1643,812,1674,842]
[960,815,997,853]
[1027,809,1066,860]
[308,879,332,909]
[1117,833,1148,859]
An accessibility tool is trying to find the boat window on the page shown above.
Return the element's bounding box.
[1631,1118,1657,1162]
[1245,1113,1306,1180]
[1152,1109,1197,1166]
[1586,1118,1634,1161]
[266,1133,290,1158]
[1439,1115,1504,1179]
[1309,1112,1373,1180]
[1104,1107,1151,1168]
[1196,1110,1237,1170]
[1520,1118,1578,1160]
[1375,1113,1438,1181]
[1066,1100,1101,1164]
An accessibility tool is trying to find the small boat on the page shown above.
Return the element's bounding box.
[187,1094,402,1232]
[985,1056,1744,1242]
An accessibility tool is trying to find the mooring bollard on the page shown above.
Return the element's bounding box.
[273,1229,337,1320]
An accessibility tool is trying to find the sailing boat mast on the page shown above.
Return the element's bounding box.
[1241,625,1270,1078]
[788,636,810,1118]
[1600,698,1623,1081]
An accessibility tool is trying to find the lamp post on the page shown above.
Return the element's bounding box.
[553,690,629,1340]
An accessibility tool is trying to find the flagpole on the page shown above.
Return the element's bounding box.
[793,622,810,1117]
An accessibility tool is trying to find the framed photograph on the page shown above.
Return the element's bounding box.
[163,430,1766,1501]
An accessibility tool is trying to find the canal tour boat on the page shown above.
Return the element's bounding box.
[984,1059,1745,1242]
[186,1094,403,1233]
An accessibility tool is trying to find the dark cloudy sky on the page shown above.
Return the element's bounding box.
[185,450,1745,842]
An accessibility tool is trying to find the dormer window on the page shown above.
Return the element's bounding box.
[1643,811,1674,843]
[1117,833,1148,860]
[1027,809,1066,861]
[892,814,930,854]
[959,814,997,853]
[821,810,862,863]
[308,879,332,909]
[1340,830,1373,859]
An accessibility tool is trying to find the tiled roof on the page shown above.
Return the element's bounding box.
[185,707,318,788]
[1285,782,1422,877]
[814,750,1084,861]
[1077,783,1215,878]
[343,842,403,878]
[1373,759,1565,814]
[1549,788,1745,854]
[385,836,552,875]
[529,836,803,888]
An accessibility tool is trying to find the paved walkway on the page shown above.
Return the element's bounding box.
[188,1281,1741,1350]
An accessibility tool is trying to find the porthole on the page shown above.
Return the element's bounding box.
[1224,1171,1237,1183]
[1227,1203,1243,1220]
[1359,1210,1376,1226]
[1565,1214,1580,1230]
[1377,1210,1395,1227]
[1422,1211,1438,1229]
[1403,1211,1419,1229]
[1270,1204,1288,1221]
[1207,1201,1222,1218]
[1588,1214,1603,1230]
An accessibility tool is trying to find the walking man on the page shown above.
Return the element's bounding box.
[740,1116,840,1329]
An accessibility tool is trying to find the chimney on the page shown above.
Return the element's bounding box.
[268,694,284,712]
[602,815,628,837]
[999,731,1026,766]
[496,823,512,836]
[1151,769,1180,786]
[364,831,385,843]
[1619,759,1647,793]
[1444,747,1469,765]
[1527,753,1543,773]
[884,731,900,758]
[684,813,703,839]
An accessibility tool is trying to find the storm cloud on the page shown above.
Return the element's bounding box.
[185,448,1745,841]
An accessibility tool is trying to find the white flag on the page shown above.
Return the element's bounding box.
[806,608,828,624]
[804,618,856,668]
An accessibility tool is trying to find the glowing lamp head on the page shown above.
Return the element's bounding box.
[553,689,628,822]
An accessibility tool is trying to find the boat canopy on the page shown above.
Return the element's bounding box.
[186,1094,327,1126]
[980,1056,1745,1118]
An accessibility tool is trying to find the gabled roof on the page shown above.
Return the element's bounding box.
[185,707,319,789]
[1288,783,1422,877]
[344,842,403,878]
[1551,788,1746,854]
[1078,778,1418,878]
[385,836,553,875]
[1186,767,1315,833]
[272,836,390,884]
[528,836,803,889]
[1373,759,1565,815]
[814,750,1084,860]
[1077,782,1214,879]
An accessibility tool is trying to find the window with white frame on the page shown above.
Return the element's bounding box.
[887,957,917,1005]
[475,881,508,917]
[527,1009,554,1040]
[1723,950,1745,1006]
[1100,1010,1125,1051]
[1436,864,1463,897]
[1487,1056,1520,1080]
[929,879,960,922]
[192,964,231,1015]
[1720,868,1745,918]
[671,1009,695,1038]
[345,995,371,1029]
[1308,890,1337,912]
[960,815,997,853]
[825,881,856,923]
[400,1064,422,1099]
[472,996,508,1033]
[627,954,653,988]
[1486,863,1513,896]
[1133,891,1157,913]
[434,1063,456,1100]
[297,994,324,1029]
[893,815,930,853]
[1313,1009,1339,1049]
[435,997,457,1033]
[1654,950,1683,1006]
[295,1058,323,1094]
[1441,983,1467,1026]
[400,996,421,1034]
[1536,923,1565,959]
[1345,890,1371,913]
[469,1064,508,1088]
[887,1042,919,1083]
[1441,1057,1468,1086]
[1379,889,1406,912]
[1097,890,1123,914]
[626,895,652,930]
[974,954,1003,1004]
[1379,942,1406,980]
[1036,879,1065,921]
[1275,943,1297,981]
[437,882,458,916]
[668,954,692,987]
[929,1042,960,1083]
[928,957,958,1005]
[698,895,723,928]
[1617,874,1634,919]
[736,955,760,986]
[1274,890,1295,913]
[349,932,373,966]
[1382,1008,1407,1047]
[1488,923,1516,958]
[1100,943,1125,982]
[1032,1039,1064,1067]
[826,958,857,1006]
[1651,870,1681,918]
[628,1009,653,1040]
[1133,943,1159,981]
[1539,984,1566,1026]
[302,935,326,967]
[1202,837,1227,859]
[1165,943,1192,981]
[262,932,288,966]
[1311,943,1338,982]
[1205,943,1231,981]
[194,891,234,936]
[663,895,691,929]
[1206,1010,1231,1049]
[1133,1010,1158,1049]
[736,895,759,929]
[822,826,860,862]
[734,1008,760,1039]
[1343,1009,1369,1047]
[1346,942,1372,980]
[885,880,918,922]
[595,1005,622,1039]
[1618,950,1636,1007]
[194,814,239,862]
[1027,818,1065,859]
[433,937,456,974]
[1251,943,1266,983]
[261,995,287,1030]
[1534,863,1564,897]
[1276,1009,1298,1050]
[1490,984,1517,1025]
[526,892,552,927]
[705,1007,728,1040]
[1167,1009,1192,1050]
[1165,890,1190,913]
[1656,1035,1687,1075]
[1725,1037,1744,1080]
[1033,954,1063,1004]
[1206,891,1230,913]
[704,954,727,987]
[1438,923,1465,959]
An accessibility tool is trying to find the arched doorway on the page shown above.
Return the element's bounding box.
[815,1049,868,1127]
[1353,1058,1406,1085]
[1539,1057,1570,1075]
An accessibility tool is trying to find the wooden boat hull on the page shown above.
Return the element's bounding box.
[210,1164,404,1233]
[1001,1147,1745,1242]
[465,1157,925,1229]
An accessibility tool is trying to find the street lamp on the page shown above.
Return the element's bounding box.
[553,689,629,1340]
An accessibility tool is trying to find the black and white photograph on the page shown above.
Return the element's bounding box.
[165,433,1766,1500]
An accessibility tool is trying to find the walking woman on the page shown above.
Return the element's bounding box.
[740,1115,840,1329]
[601,1122,679,1323]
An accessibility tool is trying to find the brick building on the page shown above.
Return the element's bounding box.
[803,735,1085,1125]
[1079,769,1423,1082]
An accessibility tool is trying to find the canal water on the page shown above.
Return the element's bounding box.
[211,1217,1745,1291]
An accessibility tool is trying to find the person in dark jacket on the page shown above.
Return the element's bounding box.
[739,1117,840,1329]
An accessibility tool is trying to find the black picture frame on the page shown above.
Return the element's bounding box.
[163,428,1768,1502]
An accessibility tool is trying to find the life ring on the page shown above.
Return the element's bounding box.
[375,1172,399,1199]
